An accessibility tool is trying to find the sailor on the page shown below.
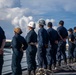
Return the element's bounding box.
[73,27,76,62]
[57,20,68,66]
[37,20,48,69]
[26,21,37,75]
[47,22,59,70]
[68,28,75,63]
[11,28,28,75]
[0,26,6,75]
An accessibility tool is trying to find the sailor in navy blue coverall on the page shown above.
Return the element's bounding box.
[73,27,76,62]
[57,20,68,66]
[47,22,59,70]
[0,26,6,75]
[12,28,28,75]
[26,21,37,75]
[68,28,75,63]
[37,20,48,69]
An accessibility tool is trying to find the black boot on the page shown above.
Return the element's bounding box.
[32,70,36,75]
[48,65,52,70]
[64,59,67,65]
[28,70,31,75]
[58,62,61,66]
[69,58,71,64]
[53,64,56,69]
[71,58,73,63]
[74,58,76,62]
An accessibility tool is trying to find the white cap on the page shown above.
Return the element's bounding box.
[28,21,35,28]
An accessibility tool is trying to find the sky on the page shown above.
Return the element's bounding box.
[0,0,76,39]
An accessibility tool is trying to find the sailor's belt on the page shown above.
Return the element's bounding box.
[29,42,37,46]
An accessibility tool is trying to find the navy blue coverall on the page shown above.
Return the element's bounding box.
[0,27,6,75]
[37,28,48,69]
[74,32,76,59]
[57,26,68,66]
[68,34,75,62]
[12,34,27,75]
[26,30,37,71]
[47,28,59,68]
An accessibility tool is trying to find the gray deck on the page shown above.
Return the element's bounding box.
[22,64,76,75]
[22,71,76,75]
[3,49,76,75]
[22,70,76,75]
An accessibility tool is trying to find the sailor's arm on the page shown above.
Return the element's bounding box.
[0,39,6,54]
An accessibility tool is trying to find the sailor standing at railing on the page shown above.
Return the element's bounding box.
[37,20,48,69]
[11,28,28,75]
[26,21,37,75]
[68,28,75,63]
[73,27,76,62]
[0,26,6,75]
[46,22,59,70]
[57,20,68,66]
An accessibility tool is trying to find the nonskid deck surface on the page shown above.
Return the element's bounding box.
[22,63,76,75]
[4,63,76,75]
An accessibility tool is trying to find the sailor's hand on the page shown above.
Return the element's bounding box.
[36,44,38,48]
[0,49,4,55]
[20,48,24,52]
[45,44,48,48]
[63,38,66,42]
[55,40,58,44]
[30,42,37,46]
[30,42,35,45]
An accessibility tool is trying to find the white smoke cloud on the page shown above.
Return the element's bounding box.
[19,16,33,28]
[1,0,76,39]
[1,8,31,20]
[12,16,33,35]
[12,17,19,27]
[0,8,33,35]
[0,0,58,38]
[0,0,34,37]
[0,0,32,21]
